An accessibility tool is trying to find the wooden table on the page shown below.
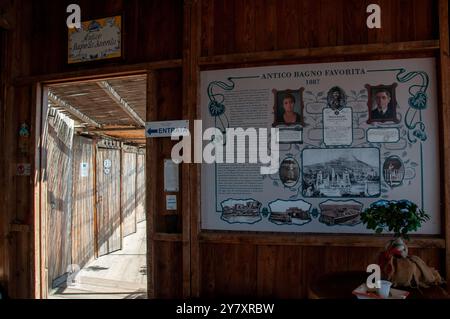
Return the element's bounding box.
[308,271,450,299]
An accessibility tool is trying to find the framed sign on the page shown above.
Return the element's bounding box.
[200,58,441,235]
[68,16,122,64]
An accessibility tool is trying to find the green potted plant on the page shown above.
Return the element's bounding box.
[360,200,443,288]
[361,199,430,240]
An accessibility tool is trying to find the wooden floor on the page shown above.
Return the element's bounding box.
[49,220,148,299]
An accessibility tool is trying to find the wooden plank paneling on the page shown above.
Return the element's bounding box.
[0,28,7,291]
[96,147,121,256]
[199,244,443,298]
[136,153,146,223]
[437,0,450,287]
[200,243,257,298]
[257,245,303,298]
[45,109,74,288]
[122,150,137,237]
[154,241,183,298]
[71,136,95,268]
[146,70,157,298]
[155,68,183,234]
[200,0,439,56]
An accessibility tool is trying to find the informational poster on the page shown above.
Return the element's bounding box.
[200,58,440,234]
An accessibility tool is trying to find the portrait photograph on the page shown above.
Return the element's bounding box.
[366,83,400,124]
[279,157,300,187]
[326,86,347,112]
[272,88,304,127]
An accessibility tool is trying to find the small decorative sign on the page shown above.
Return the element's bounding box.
[16,163,31,176]
[103,159,112,168]
[68,16,122,64]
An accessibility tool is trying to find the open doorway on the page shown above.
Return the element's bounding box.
[40,74,148,299]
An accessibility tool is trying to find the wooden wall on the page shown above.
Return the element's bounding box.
[136,153,146,223]
[0,27,8,292]
[193,0,449,299]
[0,0,448,299]
[45,109,74,288]
[122,148,137,237]
[71,135,95,269]
[96,146,122,257]
[29,0,183,76]
[200,0,438,56]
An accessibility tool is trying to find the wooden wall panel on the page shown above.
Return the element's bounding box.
[201,0,439,56]
[71,136,95,268]
[45,109,74,288]
[154,241,183,298]
[0,28,6,290]
[200,243,257,298]
[155,68,183,234]
[200,244,443,298]
[96,147,121,256]
[122,150,137,237]
[257,245,303,298]
[136,153,146,223]
[0,0,447,299]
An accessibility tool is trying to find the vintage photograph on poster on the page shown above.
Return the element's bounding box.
[268,199,312,226]
[383,156,405,187]
[327,86,347,112]
[220,199,262,224]
[272,88,304,127]
[302,148,380,198]
[366,83,400,124]
[318,200,363,226]
[279,157,300,187]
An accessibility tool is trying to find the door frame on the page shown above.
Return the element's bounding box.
[32,67,153,299]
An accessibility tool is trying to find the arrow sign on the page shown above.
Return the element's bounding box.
[147,128,158,135]
[145,120,189,138]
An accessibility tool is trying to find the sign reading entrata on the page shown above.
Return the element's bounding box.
[146,120,189,138]
[68,16,122,64]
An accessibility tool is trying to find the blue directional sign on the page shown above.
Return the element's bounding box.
[145,120,189,138]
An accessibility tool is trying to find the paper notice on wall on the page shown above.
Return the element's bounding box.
[80,162,89,177]
[164,159,179,192]
[166,195,177,210]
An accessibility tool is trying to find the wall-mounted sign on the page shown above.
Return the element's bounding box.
[146,120,189,138]
[200,58,440,235]
[68,16,122,64]
[103,159,112,168]
[164,159,179,192]
[166,195,177,211]
[80,162,89,177]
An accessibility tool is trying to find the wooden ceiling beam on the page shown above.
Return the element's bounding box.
[97,80,145,127]
[48,91,102,128]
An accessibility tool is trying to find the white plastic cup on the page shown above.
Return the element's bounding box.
[376,280,392,298]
